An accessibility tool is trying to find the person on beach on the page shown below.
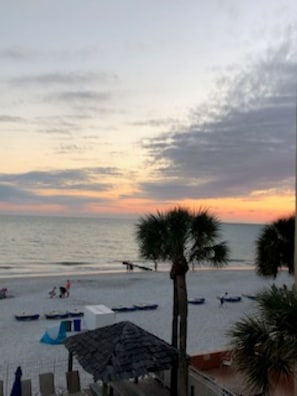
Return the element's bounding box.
[48,286,56,298]
[65,279,71,297]
[0,287,7,299]
[219,292,228,307]
[59,286,67,298]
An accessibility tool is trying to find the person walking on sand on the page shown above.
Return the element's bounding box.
[59,286,67,298]
[65,279,71,297]
[48,286,56,298]
[219,292,228,307]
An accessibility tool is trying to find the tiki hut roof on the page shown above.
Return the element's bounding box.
[64,321,178,382]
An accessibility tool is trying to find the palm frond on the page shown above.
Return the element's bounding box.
[189,209,229,268]
[228,284,297,394]
[255,214,294,277]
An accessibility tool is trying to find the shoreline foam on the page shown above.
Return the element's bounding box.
[0,264,257,280]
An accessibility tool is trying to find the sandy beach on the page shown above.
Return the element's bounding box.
[0,268,293,393]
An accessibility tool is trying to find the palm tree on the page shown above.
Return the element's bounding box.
[134,213,166,271]
[136,207,230,396]
[256,215,294,278]
[228,285,297,395]
[189,210,230,271]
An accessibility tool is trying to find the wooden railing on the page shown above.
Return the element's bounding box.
[0,358,93,396]
[188,366,236,396]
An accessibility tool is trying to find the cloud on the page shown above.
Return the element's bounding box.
[0,167,124,210]
[35,117,85,138]
[140,30,297,201]
[0,168,120,191]
[0,184,108,207]
[0,167,131,213]
[0,47,38,61]
[0,47,100,63]
[46,90,111,104]
[0,184,36,203]
[0,115,26,123]
[38,128,72,136]
[55,144,88,154]
[130,117,181,128]
[135,182,202,200]
[8,71,118,86]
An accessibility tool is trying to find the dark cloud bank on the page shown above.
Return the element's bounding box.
[139,31,297,201]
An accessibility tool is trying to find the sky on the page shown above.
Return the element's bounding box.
[1,0,297,224]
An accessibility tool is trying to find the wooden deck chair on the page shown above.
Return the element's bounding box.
[21,379,32,396]
[0,380,3,396]
[39,372,56,396]
[66,371,81,394]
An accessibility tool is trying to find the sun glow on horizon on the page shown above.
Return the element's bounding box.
[0,190,293,225]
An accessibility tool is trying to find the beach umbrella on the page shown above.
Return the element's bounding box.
[10,366,22,396]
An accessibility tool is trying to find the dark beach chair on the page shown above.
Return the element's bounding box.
[66,371,91,396]
[21,379,32,396]
[39,372,56,396]
[66,371,81,394]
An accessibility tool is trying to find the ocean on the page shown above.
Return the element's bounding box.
[0,214,264,277]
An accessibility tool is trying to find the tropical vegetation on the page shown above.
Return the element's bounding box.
[228,284,297,395]
[255,214,294,278]
[135,207,230,396]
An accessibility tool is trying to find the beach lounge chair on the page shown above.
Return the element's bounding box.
[66,371,91,396]
[39,372,56,396]
[21,379,32,396]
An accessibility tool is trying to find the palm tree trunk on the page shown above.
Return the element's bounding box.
[176,273,188,396]
[171,277,178,347]
[170,277,178,396]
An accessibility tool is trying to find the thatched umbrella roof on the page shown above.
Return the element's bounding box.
[64,321,178,382]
